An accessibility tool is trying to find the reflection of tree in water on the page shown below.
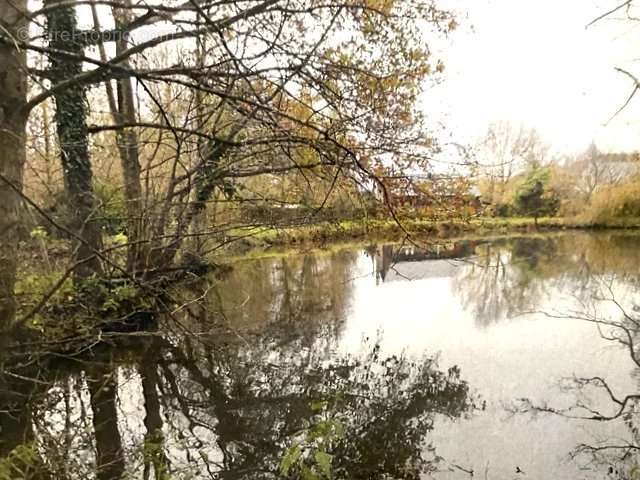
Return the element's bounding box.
[156,335,472,479]
[453,233,640,327]
[207,250,358,347]
[0,249,473,480]
[0,340,472,479]
[511,272,640,479]
[455,237,556,326]
[13,233,640,478]
[368,233,640,330]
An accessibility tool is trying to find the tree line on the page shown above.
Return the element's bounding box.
[0,0,456,331]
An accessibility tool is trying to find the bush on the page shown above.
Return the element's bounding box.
[582,181,640,222]
[34,182,127,238]
[493,203,515,217]
[93,181,127,234]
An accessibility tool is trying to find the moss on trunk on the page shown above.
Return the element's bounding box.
[45,0,103,278]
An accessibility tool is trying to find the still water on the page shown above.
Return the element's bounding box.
[2,232,640,479]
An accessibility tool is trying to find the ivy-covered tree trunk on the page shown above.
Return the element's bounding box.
[0,1,28,331]
[45,0,103,278]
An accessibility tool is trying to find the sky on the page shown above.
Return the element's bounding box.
[72,0,640,155]
[428,0,640,154]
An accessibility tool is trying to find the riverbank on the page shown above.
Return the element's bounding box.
[18,216,640,277]
[228,216,640,254]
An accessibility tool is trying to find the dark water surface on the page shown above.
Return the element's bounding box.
[2,232,640,479]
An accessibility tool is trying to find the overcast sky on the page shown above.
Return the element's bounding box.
[74,0,640,155]
[429,0,640,154]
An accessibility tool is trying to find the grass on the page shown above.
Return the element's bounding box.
[225,215,640,255]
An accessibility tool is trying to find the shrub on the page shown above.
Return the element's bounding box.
[582,181,640,222]
[493,203,515,217]
[37,182,128,237]
[93,181,127,234]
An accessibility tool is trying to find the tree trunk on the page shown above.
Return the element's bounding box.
[115,66,146,274]
[158,140,229,268]
[139,343,169,480]
[90,1,146,275]
[45,0,103,279]
[0,1,28,331]
[88,362,125,480]
[188,27,209,260]
[0,377,50,480]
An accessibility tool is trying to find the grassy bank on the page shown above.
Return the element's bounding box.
[230,216,640,253]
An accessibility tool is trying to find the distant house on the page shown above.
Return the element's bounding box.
[374,173,483,213]
[599,153,640,180]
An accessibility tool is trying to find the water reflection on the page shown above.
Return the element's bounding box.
[455,237,558,326]
[364,232,640,478]
[208,251,358,344]
[4,232,640,478]
[0,317,471,478]
[371,233,640,327]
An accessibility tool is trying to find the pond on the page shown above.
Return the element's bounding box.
[2,231,640,479]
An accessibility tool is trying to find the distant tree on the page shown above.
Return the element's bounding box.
[514,167,558,226]
[566,142,631,202]
[478,122,549,204]
[581,142,606,200]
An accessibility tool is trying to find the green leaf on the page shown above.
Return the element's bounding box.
[314,451,333,478]
[30,226,49,241]
[280,444,302,476]
[301,464,319,480]
[310,400,328,411]
[332,419,345,439]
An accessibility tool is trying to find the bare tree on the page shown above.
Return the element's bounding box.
[511,277,640,477]
[0,0,454,290]
[478,122,549,203]
[90,0,146,274]
[561,142,636,203]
